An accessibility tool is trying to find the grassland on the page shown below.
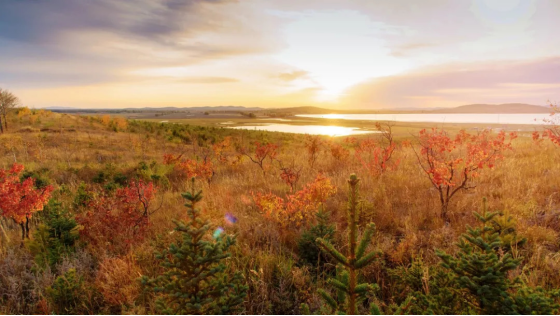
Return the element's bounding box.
[0,109,559,314]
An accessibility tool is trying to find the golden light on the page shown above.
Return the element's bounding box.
[273,10,410,101]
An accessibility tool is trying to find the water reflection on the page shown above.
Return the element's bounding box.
[297,113,550,125]
[229,124,375,136]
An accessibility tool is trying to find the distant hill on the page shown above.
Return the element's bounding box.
[46,103,551,114]
[431,103,550,114]
[47,105,263,113]
[121,106,264,112]
[271,103,551,114]
[266,106,338,114]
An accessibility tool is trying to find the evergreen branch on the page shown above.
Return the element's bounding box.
[328,278,350,294]
[317,238,348,266]
[355,250,381,269]
[318,289,338,312]
[356,223,376,260]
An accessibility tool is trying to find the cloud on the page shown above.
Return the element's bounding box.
[390,42,437,57]
[0,0,281,89]
[276,70,308,82]
[2,0,560,108]
[340,57,560,108]
[0,0,235,43]
[178,77,239,84]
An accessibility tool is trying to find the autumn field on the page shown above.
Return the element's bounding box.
[1,107,560,314]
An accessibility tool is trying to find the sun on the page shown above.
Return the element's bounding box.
[273,10,410,101]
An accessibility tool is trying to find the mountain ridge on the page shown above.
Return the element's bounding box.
[45,103,551,114]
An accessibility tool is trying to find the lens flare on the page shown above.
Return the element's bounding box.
[213,227,224,239]
[225,212,238,225]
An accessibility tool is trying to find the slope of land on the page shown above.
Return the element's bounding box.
[0,109,559,314]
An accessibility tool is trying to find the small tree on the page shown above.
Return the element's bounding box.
[252,173,336,228]
[77,180,156,254]
[297,206,335,270]
[413,128,516,222]
[436,200,559,314]
[327,140,350,162]
[355,122,399,177]
[164,154,214,183]
[27,199,80,269]
[113,117,128,131]
[542,101,560,147]
[0,88,20,132]
[241,141,278,174]
[304,135,324,168]
[100,115,111,126]
[141,179,247,314]
[277,158,303,192]
[314,174,382,314]
[212,136,241,165]
[0,163,53,241]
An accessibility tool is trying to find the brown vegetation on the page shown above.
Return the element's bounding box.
[0,107,559,314]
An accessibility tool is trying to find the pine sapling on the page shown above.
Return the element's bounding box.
[297,205,335,270]
[436,199,558,314]
[141,178,247,314]
[314,174,382,314]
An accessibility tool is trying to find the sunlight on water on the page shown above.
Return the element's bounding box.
[229,124,375,136]
[297,113,551,125]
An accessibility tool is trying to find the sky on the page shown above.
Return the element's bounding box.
[0,0,559,109]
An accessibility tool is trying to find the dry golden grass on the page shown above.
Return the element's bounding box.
[0,110,559,314]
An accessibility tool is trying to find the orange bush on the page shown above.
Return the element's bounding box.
[100,115,111,126]
[414,128,516,221]
[355,139,399,176]
[113,117,128,130]
[535,102,560,147]
[355,123,399,177]
[253,173,336,228]
[0,163,53,239]
[77,180,156,254]
[212,136,241,165]
[163,154,214,182]
[304,135,324,168]
[279,166,302,192]
[177,159,214,182]
[328,141,350,161]
[241,141,278,173]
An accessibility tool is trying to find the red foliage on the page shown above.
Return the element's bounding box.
[532,131,543,145]
[536,102,560,147]
[544,128,560,147]
[414,128,516,221]
[279,167,302,192]
[401,140,412,148]
[344,137,358,145]
[252,173,336,228]
[355,123,399,176]
[355,139,399,176]
[77,180,156,254]
[304,135,324,167]
[242,141,278,173]
[328,141,350,161]
[176,159,214,182]
[212,136,241,165]
[163,154,214,182]
[163,153,180,165]
[0,164,53,228]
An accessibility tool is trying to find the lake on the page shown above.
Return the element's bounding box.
[297,113,551,125]
[229,124,376,136]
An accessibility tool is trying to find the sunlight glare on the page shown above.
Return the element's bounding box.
[273,11,410,101]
